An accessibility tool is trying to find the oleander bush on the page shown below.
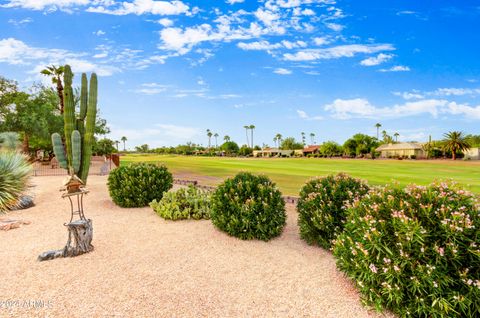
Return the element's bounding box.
[0,151,32,212]
[333,182,480,318]
[108,163,173,207]
[150,185,211,220]
[297,173,369,249]
[211,172,286,241]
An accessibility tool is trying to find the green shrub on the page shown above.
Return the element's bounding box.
[211,172,286,241]
[0,151,32,212]
[150,185,211,220]
[333,182,480,317]
[108,163,173,207]
[297,173,369,249]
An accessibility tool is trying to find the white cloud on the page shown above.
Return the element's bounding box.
[274,68,292,75]
[134,83,170,95]
[297,109,323,120]
[158,17,173,27]
[226,0,244,4]
[326,23,344,31]
[360,53,393,66]
[313,36,330,46]
[254,8,280,27]
[1,0,88,10]
[0,37,119,76]
[237,39,306,51]
[380,65,410,72]
[323,98,480,119]
[284,44,395,61]
[392,91,424,100]
[93,29,106,36]
[8,17,33,26]
[87,0,189,16]
[447,102,480,119]
[434,87,480,96]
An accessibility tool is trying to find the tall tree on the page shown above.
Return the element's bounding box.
[275,133,282,148]
[375,123,382,140]
[273,136,278,148]
[442,131,471,160]
[206,129,213,149]
[249,124,255,148]
[40,65,65,114]
[223,135,231,142]
[214,132,219,148]
[301,132,306,146]
[394,132,400,142]
[121,136,127,151]
[114,140,120,152]
[243,125,250,148]
[309,132,315,144]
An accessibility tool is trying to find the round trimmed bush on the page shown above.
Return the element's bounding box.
[297,173,369,249]
[108,163,173,208]
[333,182,480,317]
[211,172,286,241]
[150,185,211,220]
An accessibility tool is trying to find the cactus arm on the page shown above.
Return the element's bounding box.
[79,73,88,120]
[51,133,68,169]
[63,65,75,168]
[79,73,97,183]
[71,130,82,174]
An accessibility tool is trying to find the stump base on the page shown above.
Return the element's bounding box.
[38,219,93,261]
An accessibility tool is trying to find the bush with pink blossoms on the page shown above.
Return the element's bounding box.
[333,182,480,317]
[297,173,369,249]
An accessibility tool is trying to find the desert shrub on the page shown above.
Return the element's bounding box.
[150,185,211,220]
[297,173,369,249]
[211,172,286,241]
[333,182,480,317]
[108,163,173,207]
[0,152,32,212]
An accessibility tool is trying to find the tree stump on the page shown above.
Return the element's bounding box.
[38,219,93,261]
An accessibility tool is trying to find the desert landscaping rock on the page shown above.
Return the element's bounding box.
[0,176,393,317]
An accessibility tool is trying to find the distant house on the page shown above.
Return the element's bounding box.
[302,145,320,155]
[464,148,480,160]
[376,143,426,159]
[253,148,293,157]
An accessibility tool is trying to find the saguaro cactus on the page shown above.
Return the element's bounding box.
[51,65,98,184]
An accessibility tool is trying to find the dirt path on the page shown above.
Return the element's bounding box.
[0,176,392,317]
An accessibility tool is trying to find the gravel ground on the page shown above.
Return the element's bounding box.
[0,176,393,318]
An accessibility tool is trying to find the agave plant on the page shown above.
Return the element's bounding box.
[0,151,32,212]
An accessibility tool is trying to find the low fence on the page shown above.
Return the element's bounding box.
[32,156,116,177]
[173,178,299,204]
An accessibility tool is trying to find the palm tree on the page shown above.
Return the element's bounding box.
[301,132,306,146]
[224,135,231,142]
[214,133,219,148]
[442,131,471,160]
[382,130,388,142]
[375,123,382,140]
[394,132,400,142]
[114,140,120,152]
[40,65,65,114]
[273,137,278,148]
[121,136,127,151]
[309,133,315,145]
[249,124,255,148]
[275,133,282,148]
[243,125,250,148]
[206,129,213,149]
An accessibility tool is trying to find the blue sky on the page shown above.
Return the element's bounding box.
[0,0,479,149]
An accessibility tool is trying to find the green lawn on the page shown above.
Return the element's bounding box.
[121,154,480,195]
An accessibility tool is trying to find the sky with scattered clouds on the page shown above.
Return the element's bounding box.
[0,0,479,148]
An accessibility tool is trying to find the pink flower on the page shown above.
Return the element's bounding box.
[369,264,378,273]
